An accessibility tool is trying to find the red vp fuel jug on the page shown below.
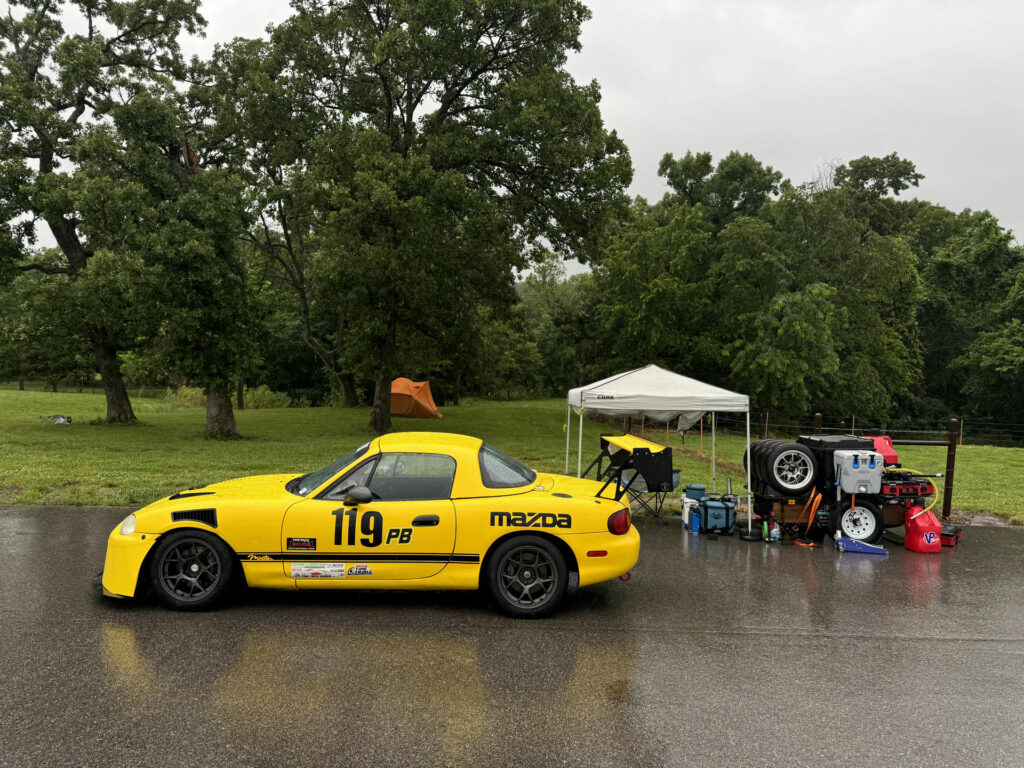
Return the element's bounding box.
[904,504,942,553]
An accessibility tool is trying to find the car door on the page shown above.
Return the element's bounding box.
[281,452,457,585]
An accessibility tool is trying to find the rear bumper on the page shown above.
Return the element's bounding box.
[101,530,156,598]
[568,526,641,587]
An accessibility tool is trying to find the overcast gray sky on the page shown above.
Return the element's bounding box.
[185,0,1024,242]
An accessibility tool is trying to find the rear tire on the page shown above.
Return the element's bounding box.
[149,530,234,611]
[487,535,567,619]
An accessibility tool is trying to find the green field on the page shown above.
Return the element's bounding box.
[0,390,1020,524]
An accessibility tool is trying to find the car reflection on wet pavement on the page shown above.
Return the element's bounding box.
[1,506,1022,767]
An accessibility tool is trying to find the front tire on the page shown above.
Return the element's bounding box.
[149,530,234,610]
[487,536,568,619]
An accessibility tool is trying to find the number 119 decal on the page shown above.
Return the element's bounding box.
[333,509,412,547]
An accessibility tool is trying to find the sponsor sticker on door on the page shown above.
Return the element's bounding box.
[291,562,345,579]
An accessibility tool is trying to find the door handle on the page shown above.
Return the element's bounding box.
[412,514,440,527]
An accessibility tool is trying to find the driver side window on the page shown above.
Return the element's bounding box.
[368,453,456,501]
[321,459,376,501]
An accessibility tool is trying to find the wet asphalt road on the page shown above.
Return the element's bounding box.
[1,506,1023,768]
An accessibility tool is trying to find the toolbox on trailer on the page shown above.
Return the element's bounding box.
[797,434,874,486]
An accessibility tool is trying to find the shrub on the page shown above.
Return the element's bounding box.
[164,386,205,409]
[244,385,290,409]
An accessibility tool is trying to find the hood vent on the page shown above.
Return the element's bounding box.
[172,508,218,528]
[169,490,215,501]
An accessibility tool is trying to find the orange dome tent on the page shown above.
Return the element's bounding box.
[390,378,442,419]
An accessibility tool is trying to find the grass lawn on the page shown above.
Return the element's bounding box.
[0,390,1020,524]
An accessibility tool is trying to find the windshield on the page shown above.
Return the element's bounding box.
[479,443,537,488]
[288,443,370,497]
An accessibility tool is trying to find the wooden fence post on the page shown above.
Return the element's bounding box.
[942,419,958,520]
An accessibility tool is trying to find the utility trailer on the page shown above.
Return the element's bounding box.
[744,434,939,542]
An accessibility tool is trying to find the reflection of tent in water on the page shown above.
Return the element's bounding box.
[390,378,442,419]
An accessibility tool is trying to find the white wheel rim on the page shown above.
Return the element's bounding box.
[772,450,812,491]
[840,506,877,540]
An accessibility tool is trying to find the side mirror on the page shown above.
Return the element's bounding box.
[344,485,373,505]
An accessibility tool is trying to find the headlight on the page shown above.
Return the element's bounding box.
[119,514,136,535]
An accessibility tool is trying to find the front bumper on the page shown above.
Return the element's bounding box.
[100,530,157,598]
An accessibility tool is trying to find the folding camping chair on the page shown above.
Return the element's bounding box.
[620,468,681,518]
[581,434,678,518]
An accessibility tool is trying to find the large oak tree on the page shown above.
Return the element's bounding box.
[205,0,631,432]
[0,0,203,422]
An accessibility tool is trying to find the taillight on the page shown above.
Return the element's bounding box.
[607,508,631,535]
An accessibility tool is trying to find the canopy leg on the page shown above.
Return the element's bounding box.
[712,413,716,494]
[746,410,752,533]
[565,400,571,475]
[577,409,583,478]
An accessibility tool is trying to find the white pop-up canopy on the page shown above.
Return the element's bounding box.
[565,364,752,527]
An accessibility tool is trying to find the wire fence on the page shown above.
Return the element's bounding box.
[626,412,1024,448]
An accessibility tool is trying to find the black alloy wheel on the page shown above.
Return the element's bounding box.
[150,530,234,610]
[488,535,568,619]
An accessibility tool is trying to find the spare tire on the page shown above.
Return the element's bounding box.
[755,439,784,483]
[764,442,818,496]
[830,496,883,543]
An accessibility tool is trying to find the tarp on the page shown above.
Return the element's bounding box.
[568,364,748,421]
[391,378,442,419]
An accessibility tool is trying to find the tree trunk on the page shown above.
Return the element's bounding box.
[92,336,136,423]
[368,376,392,434]
[236,379,245,410]
[50,382,57,393]
[205,386,241,440]
[339,372,358,407]
[17,377,24,391]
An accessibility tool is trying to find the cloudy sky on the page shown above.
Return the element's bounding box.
[187,0,1023,241]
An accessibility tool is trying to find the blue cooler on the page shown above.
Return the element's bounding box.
[698,496,735,534]
[684,484,706,502]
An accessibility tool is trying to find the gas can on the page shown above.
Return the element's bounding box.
[904,505,941,553]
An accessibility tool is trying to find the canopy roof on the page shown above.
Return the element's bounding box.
[568,364,748,420]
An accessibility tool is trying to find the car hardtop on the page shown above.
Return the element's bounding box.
[328,432,540,500]
[375,431,484,454]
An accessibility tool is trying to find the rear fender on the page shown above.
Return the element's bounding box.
[478,530,579,589]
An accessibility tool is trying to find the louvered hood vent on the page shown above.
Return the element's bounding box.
[171,508,218,528]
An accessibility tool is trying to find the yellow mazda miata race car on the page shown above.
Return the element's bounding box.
[100,432,640,617]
